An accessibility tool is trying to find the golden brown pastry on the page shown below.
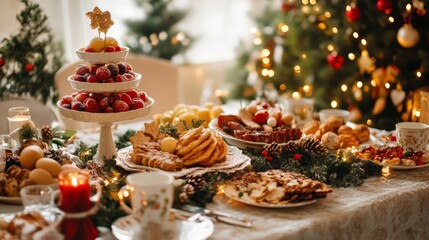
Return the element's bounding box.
[301,121,320,135]
[319,122,334,135]
[325,116,344,131]
[132,142,183,171]
[321,132,340,150]
[337,125,354,135]
[353,124,370,143]
[381,158,400,166]
[338,134,359,148]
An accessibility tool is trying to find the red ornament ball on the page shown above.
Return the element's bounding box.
[0,58,4,67]
[265,156,273,162]
[327,53,344,70]
[24,63,34,72]
[293,153,301,161]
[376,0,392,14]
[281,2,296,12]
[346,6,361,22]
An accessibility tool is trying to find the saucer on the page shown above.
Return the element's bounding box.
[111,214,214,240]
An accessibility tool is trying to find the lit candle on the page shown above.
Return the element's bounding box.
[8,107,31,134]
[59,170,98,240]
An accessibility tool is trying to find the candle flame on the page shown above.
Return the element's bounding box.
[71,176,78,187]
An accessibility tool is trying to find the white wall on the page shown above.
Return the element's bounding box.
[0,0,265,64]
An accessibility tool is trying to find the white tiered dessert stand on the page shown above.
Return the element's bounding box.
[57,48,154,164]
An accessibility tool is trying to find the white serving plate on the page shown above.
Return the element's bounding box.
[222,184,317,208]
[387,164,429,170]
[209,118,268,150]
[116,145,250,178]
[57,97,154,123]
[68,73,141,93]
[111,214,214,240]
[75,47,129,64]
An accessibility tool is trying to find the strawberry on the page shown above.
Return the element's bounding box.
[131,98,145,109]
[112,100,129,112]
[120,93,132,106]
[84,98,100,113]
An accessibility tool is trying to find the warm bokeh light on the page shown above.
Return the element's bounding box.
[356,81,363,88]
[416,71,422,78]
[361,39,367,46]
[280,84,287,91]
[292,91,301,99]
[254,37,262,45]
[341,84,347,92]
[367,119,373,125]
[327,44,334,51]
[348,53,355,60]
[332,27,338,34]
[371,80,377,87]
[331,100,338,108]
[353,32,359,38]
[294,65,301,73]
[261,49,270,57]
[303,85,310,92]
[388,17,394,23]
[385,83,390,89]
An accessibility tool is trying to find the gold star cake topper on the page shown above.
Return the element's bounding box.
[85,6,114,35]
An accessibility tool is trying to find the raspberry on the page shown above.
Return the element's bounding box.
[90,64,103,75]
[105,46,115,52]
[253,110,269,125]
[126,90,139,99]
[90,93,105,102]
[139,92,148,102]
[60,95,73,105]
[71,74,85,82]
[87,75,98,83]
[96,66,111,80]
[61,103,71,109]
[131,98,145,109]
[103,77,115,83]
[104,106,114,113]
[120,93,132,106]
[123,62,133,71]
[107,64,119,77]
[84,47,94,52]
[84,98,100,113]
[76,64,90,76]
[98,97,110,110]
[74,93,90,103]
[115,75,126,82]
[112,100,129,112]
[123,73,134,80]
[115,46,122,51]
[71,101,83,111]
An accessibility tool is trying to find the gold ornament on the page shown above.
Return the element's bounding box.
[397,24,419,48]
[86,6,114,35]
[372,97,386,115]
[357,50,375,74]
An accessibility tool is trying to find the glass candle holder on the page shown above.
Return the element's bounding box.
[58,170,98,240]
[8,107,31,134]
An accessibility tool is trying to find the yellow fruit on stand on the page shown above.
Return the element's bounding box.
[202,102,215,110]
[89,37,105,52]
[179,111,198,126]
[105,37,119,47]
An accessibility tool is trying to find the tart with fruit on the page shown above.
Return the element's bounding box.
[357,145,429,167]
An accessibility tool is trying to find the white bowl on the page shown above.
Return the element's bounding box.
[68,73,141,93]
[75,47,129,64]
[319,109,350,123]
[57,97,154,123]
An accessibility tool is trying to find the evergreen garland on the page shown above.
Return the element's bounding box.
[0,0,65,104]
[246,148,382,188]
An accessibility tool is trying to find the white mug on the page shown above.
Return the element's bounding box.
[119,172,174,238]
[396,122,429,151]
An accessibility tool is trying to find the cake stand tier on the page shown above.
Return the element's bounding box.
[75,47,129,64]
[57,97,154,164]
[68,73,141,93]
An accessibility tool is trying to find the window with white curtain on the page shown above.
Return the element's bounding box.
[0,0,264,64]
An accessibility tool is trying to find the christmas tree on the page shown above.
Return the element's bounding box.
[0,0,64,104]
[228,0,429,130]
[123,0,191,60]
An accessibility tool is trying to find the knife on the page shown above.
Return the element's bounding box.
[180,205,253,228]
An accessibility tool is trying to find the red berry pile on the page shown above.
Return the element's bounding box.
[360,145,427,165]
[59,90,149,113]
[70,62,135,83]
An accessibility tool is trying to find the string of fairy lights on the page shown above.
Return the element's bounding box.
[247,0,425,126]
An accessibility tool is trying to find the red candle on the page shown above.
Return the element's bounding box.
[59,170,98,240]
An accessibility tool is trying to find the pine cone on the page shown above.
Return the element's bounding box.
[183,184,195,196]
[41,125,54,143]
[264,143,282,156]
[298,137,326,155]
[186,174,206,189]
[281,141,299,153]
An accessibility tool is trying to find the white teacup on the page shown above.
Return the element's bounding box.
[396,122,429,151]
[282,98,314,128]
[319,109,350,123]
[119,172,174,238]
